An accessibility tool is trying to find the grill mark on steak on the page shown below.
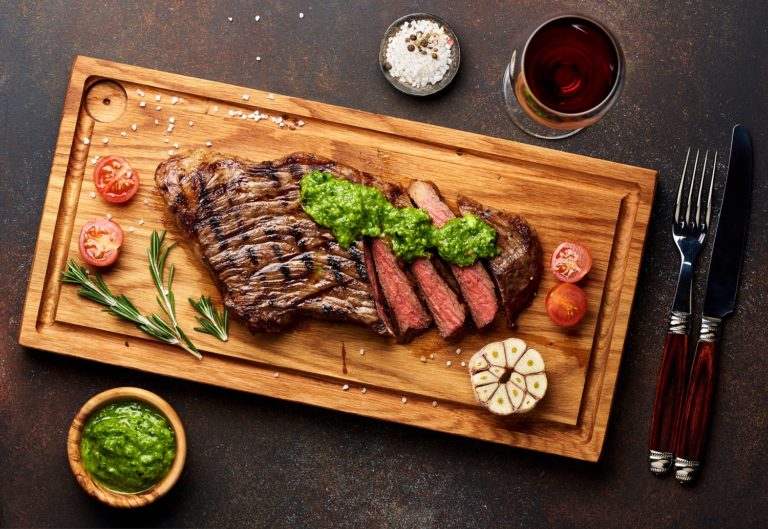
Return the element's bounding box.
[156,150,394,337]
[457,195,542,329]
[408,180,499,329]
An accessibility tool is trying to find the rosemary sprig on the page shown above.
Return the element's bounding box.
[148,230,201,359]
[188,295,229,341]
[60,259,200,358]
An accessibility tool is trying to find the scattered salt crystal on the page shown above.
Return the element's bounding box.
[241,114,247,120]
[139,101,146,108]
[102,137,109,144]
[361,387,367,394]
[167,126,174,132]
[168,149,175,155]
[429,354,435,360]
[168,116,175,124]
[213,105,218,112]
[89,191,96,198]
[267,93,274,100]
[461,361,466,367]
[105,213,112,220]
[297,120,305,126]
[432,401,438,407]
[299,12,304,18]
[359,348,365,356]
[130,123,137,131]
[156,105,162,111]
[401,397,407,404]
[227,16,233,22]
[446,361,452,367]
[455,348,462,355]
[342,384,349,391]
[164,138,169,143]
[136,89,145,97]
[206,141,213,147]
[256,56,261,61]
[242,94,250,101]
[255,15,260,22]
[143,198,149,205]
[419,355,426,363]
[154,119,160,125]
[82,137,90,145]
[188,121,194,127]
[120,131,126,137]
[138,219,145,225]
[173,143,179,149]
[228,110,236,116]
[127,226,135,233]
[171,96,179,104]
[154,95,161,102]
[274,372,279,378]
[91,155,100,165]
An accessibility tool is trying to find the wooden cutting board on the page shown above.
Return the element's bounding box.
[19,56,656,461]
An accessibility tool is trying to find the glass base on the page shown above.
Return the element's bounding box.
[502,64,583,140]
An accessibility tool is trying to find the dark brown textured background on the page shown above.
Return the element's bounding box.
[1,1,766,527]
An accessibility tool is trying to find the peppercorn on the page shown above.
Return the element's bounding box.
[432,53,438,59]
[407,44,415,51]
[410,34,417,41]
[384,62,392,70]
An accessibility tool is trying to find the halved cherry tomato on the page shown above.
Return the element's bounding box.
[78,218,124,267]
[550,242,592,283]
[545,283,588,327]
[93,155,140,203]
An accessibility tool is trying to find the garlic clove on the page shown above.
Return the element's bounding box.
[481,341,506,367]
[470,354,489,371]
[474,382,498,403]
[508,372,526,390]
[488,365,507,379]
[506,382,524,409]
[487,384,514,415]
[514,348,545,375]
[517,393,538,412]
[503,338,527,367]
[472,370,498,387]
[526,373,548,399]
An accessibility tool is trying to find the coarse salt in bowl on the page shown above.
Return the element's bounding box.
[379,14,461,96]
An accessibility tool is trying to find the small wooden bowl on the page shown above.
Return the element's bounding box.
[67,387,187,508]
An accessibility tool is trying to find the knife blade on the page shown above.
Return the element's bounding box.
[673,124,753,484]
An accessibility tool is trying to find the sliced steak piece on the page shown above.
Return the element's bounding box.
[364,238,396,337]
[408,180,499,329]
[370,238,432,342]
[156,149,397,337]
[410,257,467,341]
[458,195,542,328]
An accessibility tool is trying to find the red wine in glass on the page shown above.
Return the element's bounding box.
[503,14,625,139]
[524,17,619,114]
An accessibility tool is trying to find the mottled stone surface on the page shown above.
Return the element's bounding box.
[1,1,766,527]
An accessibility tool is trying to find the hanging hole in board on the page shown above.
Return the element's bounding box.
[84,80,127,122]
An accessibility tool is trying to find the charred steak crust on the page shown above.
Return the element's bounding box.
[155,150,397,336]
[457,195,542,329]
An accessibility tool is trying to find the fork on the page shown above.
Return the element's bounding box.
[648,148,717,475]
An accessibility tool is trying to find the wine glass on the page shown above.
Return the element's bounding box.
[503,14,625,140]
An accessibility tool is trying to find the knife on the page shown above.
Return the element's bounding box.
[673,124,753,484]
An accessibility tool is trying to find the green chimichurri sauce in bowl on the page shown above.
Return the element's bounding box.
[68,387,186,508]
[80,401,176,493]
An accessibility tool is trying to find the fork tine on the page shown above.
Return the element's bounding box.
[695,150,709,227]
[675,147,691,223]
[705,151,717,227]
[685,149,701,224]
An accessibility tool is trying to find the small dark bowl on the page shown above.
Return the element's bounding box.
[379,13,461,96]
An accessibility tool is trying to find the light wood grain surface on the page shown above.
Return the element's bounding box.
[20,57,656,461]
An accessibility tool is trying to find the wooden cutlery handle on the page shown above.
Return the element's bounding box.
[674,334,719,484]
[648,330,691,474]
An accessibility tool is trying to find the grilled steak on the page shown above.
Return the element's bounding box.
[410,257,467,341]
[458,195,541,328]
[408,180,499,329]
[371,238,432,341]
[156,150,404,337]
